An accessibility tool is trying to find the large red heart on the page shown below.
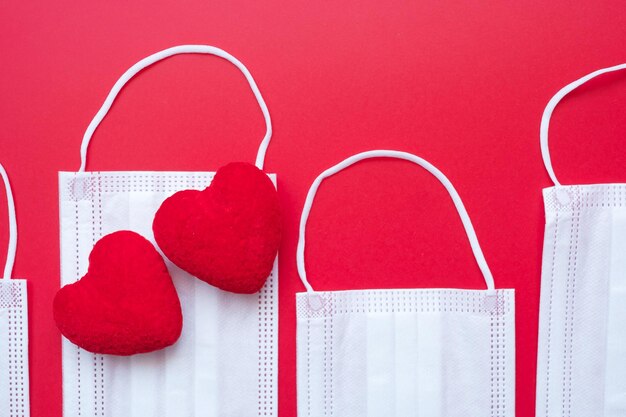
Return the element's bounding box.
[53,231,183,355]
[153,162,281,294]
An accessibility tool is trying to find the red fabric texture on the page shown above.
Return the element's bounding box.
[153,162,281,294]
[53,231,183,356]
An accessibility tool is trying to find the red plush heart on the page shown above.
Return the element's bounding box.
[53,231,183,355]
[153,162,281,294]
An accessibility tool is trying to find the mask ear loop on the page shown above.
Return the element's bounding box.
[540,62,626,187]
[297,150,496,295]
[0,162,17,280]
[78,44,272,172]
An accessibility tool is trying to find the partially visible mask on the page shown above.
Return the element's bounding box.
[295,150,516,417]
[59,45,277,417]
[0,162,30,417]
[536,64,626,417]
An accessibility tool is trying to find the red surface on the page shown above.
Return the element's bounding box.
[153,162,281,294]
[1,2,626,416]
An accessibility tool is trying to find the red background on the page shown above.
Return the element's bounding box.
[1,2,626,416]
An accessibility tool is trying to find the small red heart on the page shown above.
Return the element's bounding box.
[53,231,183,355]
[153,162,281,294]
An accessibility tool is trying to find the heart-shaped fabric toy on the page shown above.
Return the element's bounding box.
[153,161,281,294]
[53,231,183,355]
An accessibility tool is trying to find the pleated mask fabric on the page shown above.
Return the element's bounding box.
[295,150,516,417]
[0,162,30,417]
[59,45,277,417]
[536,64,626,417]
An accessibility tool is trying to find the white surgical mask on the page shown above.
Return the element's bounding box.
[295,150,515,417]
[0,162,30,417]
[59,45,277,417]
[536,64,626,417]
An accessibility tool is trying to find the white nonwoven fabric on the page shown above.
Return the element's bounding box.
[536,186,626,417]
[536,63,626,417]
[0,161,30,417]
[59,171,278,417]
[0,279,29,417]
[295,150,516,417]
[59,44,278,417]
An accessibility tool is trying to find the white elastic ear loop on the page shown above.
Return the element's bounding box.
[540,62,626,186]
[79,44,272,172]
[0,162,16,279]
[296,150,496,293]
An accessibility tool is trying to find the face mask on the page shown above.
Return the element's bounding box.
[536,64,626,417]
[0,163,30,417]
[59,45,277,417]
[295,150,516,417]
